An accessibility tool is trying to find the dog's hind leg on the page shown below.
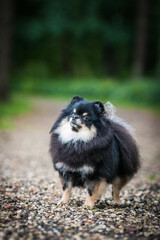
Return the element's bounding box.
[84,180,106,208]
[112,177,128,203]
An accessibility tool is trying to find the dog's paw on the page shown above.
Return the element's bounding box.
[113,199,125,206]
[83,201,94,209]
[113,199,121,204]
[58,198,69,205]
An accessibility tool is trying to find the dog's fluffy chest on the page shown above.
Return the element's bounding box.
[54,118,97,143]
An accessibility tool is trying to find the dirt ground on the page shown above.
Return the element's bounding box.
[0,98,160,240]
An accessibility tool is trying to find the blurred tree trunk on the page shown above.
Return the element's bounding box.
[102,45,117,77]
[156,27,160,79]
[0,0,13,101]
[62,34,72,76]
[132,0,149,78]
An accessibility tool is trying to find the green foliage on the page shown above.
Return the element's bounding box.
[1,78,159,129]
[0,94,31,129]
[13,0,160,77]
[12,78,160,112]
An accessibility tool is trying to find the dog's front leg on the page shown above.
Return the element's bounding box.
[59,176,72,204]
[84,180,106,208]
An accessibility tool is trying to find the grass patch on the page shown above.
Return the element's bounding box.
[12,77,160,112]
[0,94,31,129]
[1,78,159,130]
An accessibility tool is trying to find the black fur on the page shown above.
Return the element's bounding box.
[50,96,140,190]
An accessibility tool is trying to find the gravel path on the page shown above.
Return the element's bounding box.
[0,98,160,240]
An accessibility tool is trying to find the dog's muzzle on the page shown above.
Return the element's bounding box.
[70,114,81,129]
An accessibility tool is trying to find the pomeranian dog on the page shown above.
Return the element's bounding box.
[50,96,140,208]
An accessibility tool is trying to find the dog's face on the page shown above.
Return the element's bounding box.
[54,96,105,143]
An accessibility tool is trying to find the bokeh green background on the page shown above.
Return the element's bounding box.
[0,0,160,128]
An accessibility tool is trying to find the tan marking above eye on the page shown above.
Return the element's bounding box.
[82,112,88,116]
[73,108,76,113]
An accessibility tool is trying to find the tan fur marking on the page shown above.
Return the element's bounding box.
[84,180,106,208]
[82,112,88,116]
[112,178,129,203]
[59,178,72,204]
[73,108,76,113]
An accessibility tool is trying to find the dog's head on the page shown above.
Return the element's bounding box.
[52,96,106,143]
[68,96,105,131]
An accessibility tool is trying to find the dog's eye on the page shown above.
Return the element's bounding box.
[83,116,89,121]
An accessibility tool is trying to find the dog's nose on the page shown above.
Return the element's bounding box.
[72,114,79,120]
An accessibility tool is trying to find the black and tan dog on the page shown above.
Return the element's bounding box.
[50,96,140,208]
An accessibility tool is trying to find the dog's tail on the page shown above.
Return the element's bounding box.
[104,101,134,133]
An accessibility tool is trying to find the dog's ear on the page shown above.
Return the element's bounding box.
[93,101,105,114]
[71,96,83,105]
